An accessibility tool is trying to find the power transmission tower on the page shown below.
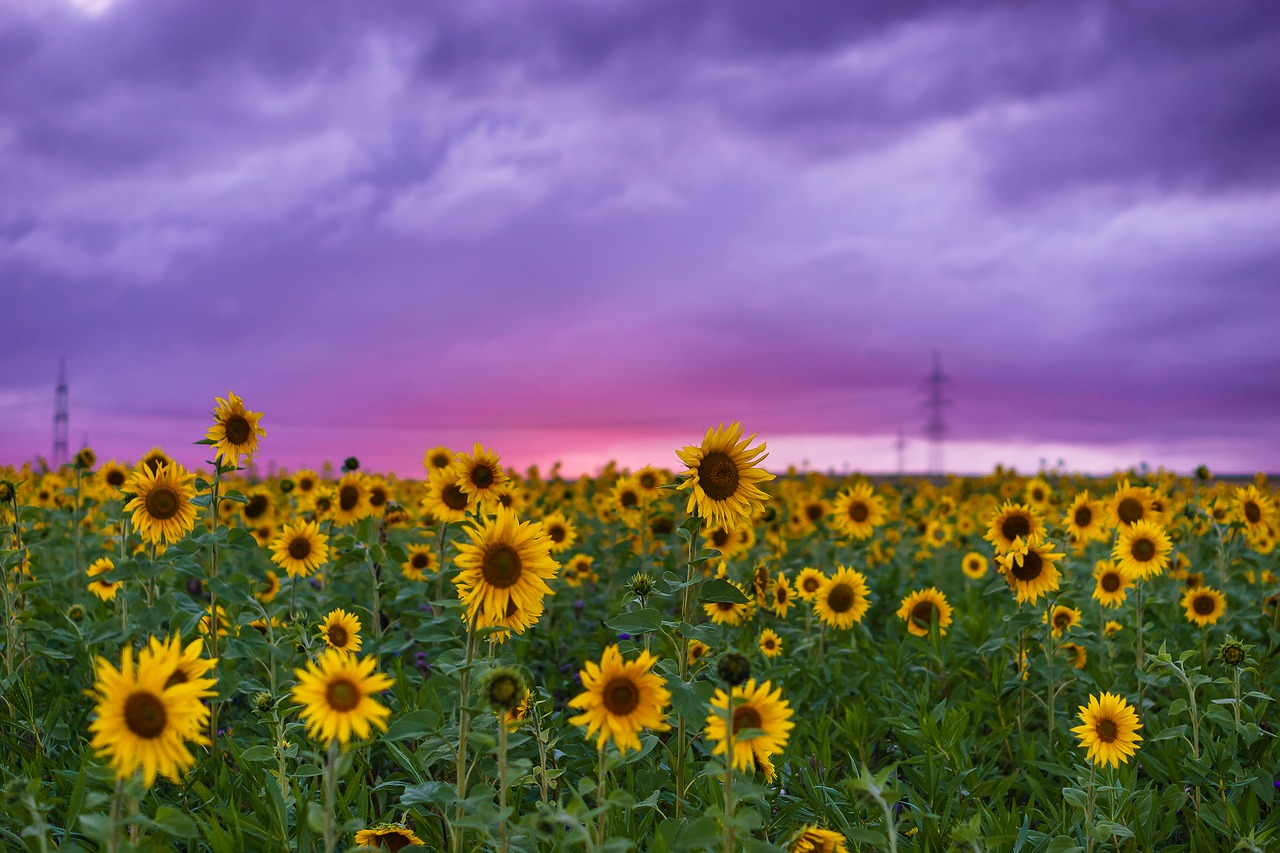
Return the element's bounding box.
[53,358,69,467]
[895,430,906,475]
[923,351,949,476]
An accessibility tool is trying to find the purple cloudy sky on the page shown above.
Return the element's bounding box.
[3,0,1279,476]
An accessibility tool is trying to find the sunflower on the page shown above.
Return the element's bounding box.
[1071,692,1142,768]
[332,473,373,526]
[789,826,849,853]
[539,511,578,554]
[563,554,597,588]
[635,465,666,494]
[1044,604,1082,638]
[291,650,394,744]
[98,460,130,495]
[422,445,455,474]
[688,640,712,666]
[704,582,753,626]
[1181,586,1226,627]
[676,423,774,530]
[1092,561,1131,608]
[354,823,426,850]
[139,447,172,473]
[610,475,645,517]
[269,520,330,578]
[1104,620,1123,638]
[256,570,281,603]
[206,392,266,468]
[454,509,559,634]
[401,544,438,581]
[293,469,319,495]
[568,645,671,754]
[124,462,198,545]
[996,534,1063,605]
[770,575,794,617]
[829,483,885,540]
[1062,642,1087,669]
[1234,485,1276,533]
[1112,520,1172,581]
[985,502,1045,555]
[814,567,871,630]
[87,556,121,601]
[452,444,510,505]
[758,628,783,658]
[1110,481,1154,528]
[146,634,218,691]
[320,609,363,653]
[961,551,988,579]
[896,587,953,637]
[88,641,212,785]
[704,678,794,780]
[794,567,826,601]
[504,689,533,731]
[420,469,474,523]
[1064,491,1107,543]
[1023,478,1053,511]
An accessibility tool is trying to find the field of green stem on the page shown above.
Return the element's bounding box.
[0,408,1278,852]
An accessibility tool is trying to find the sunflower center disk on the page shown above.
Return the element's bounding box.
[471,465,495,489]
[620,491,639,508]
[1012,552,1043,582]
[1054,613,1071,629]
[548,525,566,543]
[245,495,269,519]
[698,452,740,501]
[1193,595,1215,615]
[443,485,469,511]
[1245,502,1261,524]
[225,415,251,445]
[848,502,869,523]
[326,678,361,711]
[1131,539,1156,562]
[1096,718,1118,743]
[288,537,312,560]
[481,544,523,588]
[124,691,168,739]
[1075,507,1092,526]
[1000,515,1031,542]
[412,553,429,569]
[827,583,855,613]
[164,668,189,689]
[732,705,762,736]
[145,487,180,521]
[339,486,359,511]
[106,470,126,487]
[1117,497,1143,524]
[1101,573,1121,592]
[329,626,349,647]
[911,602,938,629]
[603,678,640,715]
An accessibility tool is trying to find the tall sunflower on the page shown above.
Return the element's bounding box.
[676,423,774,530]
[420,469,474,523]
[1064,491,1107,543]
[87,556,121,601]
[146,634,218,692]
[769,575,794,617]
[794,567,827,601]
[88,641,212,785]
[319,609,363,653]
[704,678,794,780]
[1234,485,1276,533]
[896,587,953,637]
[1071,692,1142,768]
[984,502,1045,555]
[332,473,373,526]
[291,650,394,744]
[1181,586,1226,627]
[206,392,266,468]
[1109,481,1154,529]
[568,645,671,754]
[401,544,438,581]
[98,460,130,495]
[1091,561,1131,608]
[814,567,871,630]
[997,534,1062,605]
[422,445,455,474]
[452,444,510,505]
[124,462,198,545]
[539,511,578,554]
[453,509,559,634]
[269,520,330,578]
[758,628,783,658]
[961,551,988,579]
[1045,604,1082,638]
[1111,520,1172,580]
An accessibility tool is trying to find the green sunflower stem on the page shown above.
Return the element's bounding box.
[434,521,450,603]
[498,714,510,853]
[107,776,125,853]
[1085,762,1097,853]
[206,464,223,748]
[674,521,699,817]
[323,739,339,853]
[596,744,608,846]
[452,609,481,853]
[722,691,736,853]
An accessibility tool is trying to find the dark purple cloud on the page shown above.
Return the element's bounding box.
[2,0,1278,474]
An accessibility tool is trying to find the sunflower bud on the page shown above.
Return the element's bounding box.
[481,666,527,713]
[252,691,273,713]
[1218,638,1248,668]
[279,478,296,494]
[1195,465,1211,481]
[66,603,84,622]
[342,457,360,472]
[717,653,751,686]
[627,572,653,601]
[75,447,96,470]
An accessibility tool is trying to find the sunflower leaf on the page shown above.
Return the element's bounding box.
[605,609,662,634]
[702,578,750,604]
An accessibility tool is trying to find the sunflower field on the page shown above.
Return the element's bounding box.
[1,396,1278,852]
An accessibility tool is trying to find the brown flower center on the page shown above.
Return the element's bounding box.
[442,484,468,511]
[698,452,740,501]
[470,464,495,490]
[369,486,388,507]
[802,577,820,593]
[1244,501,1261,524]
[1130,538,1155,562]
[124,691,168,738]
[911,600,938,629]
[732,704,762,735]
[245,494,269,520]
[848,501,869,523]
[547,524,566,543]
[481,544,522,588]
[326,678,360,711]
[411,552,430,570]
[328,624,350,648]
[1053,611,1071,629]
[639,472,657,489]
[1096,718,1117,743]
[1101,572,1121,592]
[1117,497,1143,524]
[106,469,126,488]
[603,678,639,715]
[288,536,312,561]
[1074,506,1093,527]
[827,583,855,613]
[431,453,451,469]
[164,668,189,689]
[1012,551,1043,582]
[339,485,359,512]
[1000,513,1031,542]
[145,485,180,521]
[619,489,639,509]
[1193,594,1216,616]
[711,529,730,548]
[805,503,823,522]
[224,415,251,446]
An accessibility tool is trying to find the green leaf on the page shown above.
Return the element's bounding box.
[701,578,749,604]
[151,806,199,839]
[1151,725,1187,742]
[383,709,443,742]
[605,608,663,634]
[238,745,276,762]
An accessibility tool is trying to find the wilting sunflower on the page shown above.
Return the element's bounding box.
[1110,481,1154,529]
[1064,491,1107,543]
[452,444,510,505]
[1045,605,1082,638]
[758,628,783,658]
[454,509,559,633]
[704,678,794,780]
[1071,692,1142,768]
[794,567,826,601]
[770,575,794,617]
[88,641,211,785]
[688,640,712,666]
[829,482,886,540]
[125,462,198,545]
[789,826,849,853]
[814,567,871,630]
[1091,561,1131,608]
[291,650,394,744]
[897,587,953,637]
[256,570,281,603]
[420,469,474,523]
[961,551,988,579]
[331,473,373,526]
[676,423,774,530]
[568,645,671,754]
[539,511,578,554]
[401,544,438,581]
[87,556,121,601]
[1112,520,1172,580]
[985,502,1045,555]
[320,609,363,653]
[1181,586,1226,627]
[269,520,330,578]
[1062,642,1087,670]
[206,392,266,468]
[1234,484,1276,533]
[354,823,426,850]
[704,582,753,626]
[997,534,1063,605]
